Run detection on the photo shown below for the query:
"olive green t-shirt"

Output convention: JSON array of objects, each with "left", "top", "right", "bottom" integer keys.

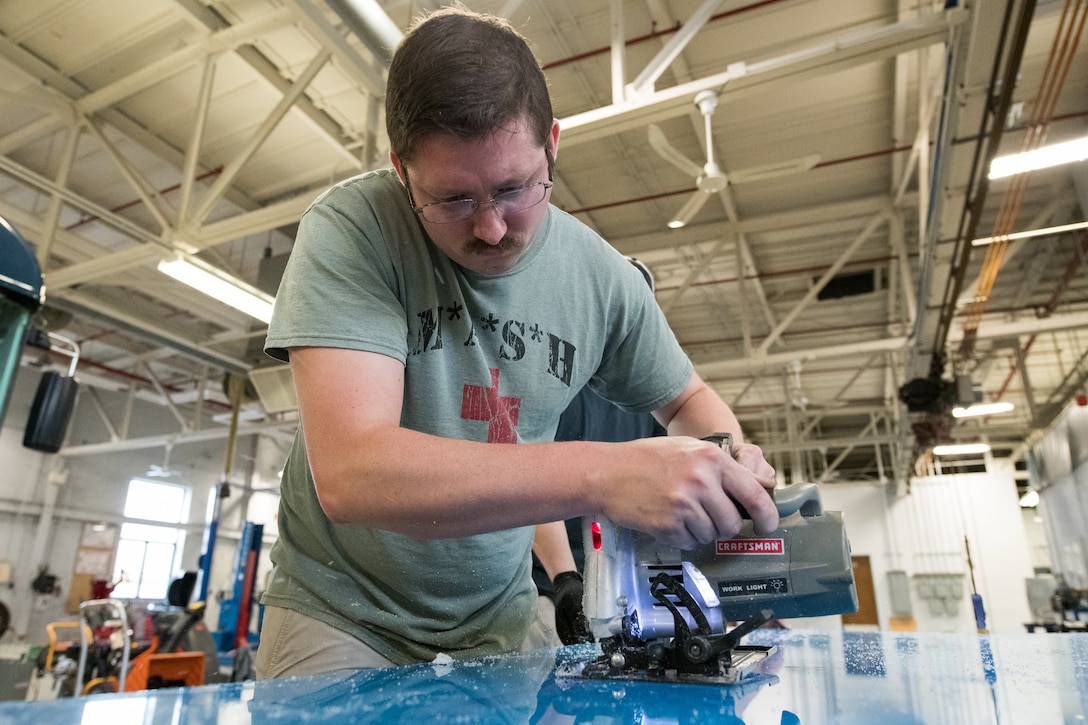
[{"left": 263, "top": 169, "right": 693, "bottom": 664}]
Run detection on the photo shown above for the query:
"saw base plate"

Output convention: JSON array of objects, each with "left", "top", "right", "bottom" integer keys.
[{"left": 581, "top": 644, "right": 776, "bottom": 685}]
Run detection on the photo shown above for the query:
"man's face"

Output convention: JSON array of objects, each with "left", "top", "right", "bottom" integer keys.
[{"left": 392, "top": 119, "right": 559, "bottom": 275}]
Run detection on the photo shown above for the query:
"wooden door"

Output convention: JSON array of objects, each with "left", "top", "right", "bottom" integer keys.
[{"left": 842, "top": 555, "right": 879, "bottom": 626}]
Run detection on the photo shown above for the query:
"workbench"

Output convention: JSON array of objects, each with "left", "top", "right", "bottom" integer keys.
[{"left": 1, "top": 629, "right": 1085, "bottom": 723}]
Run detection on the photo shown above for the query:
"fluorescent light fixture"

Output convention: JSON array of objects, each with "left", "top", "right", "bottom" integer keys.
[
  {"left": 1019, "top": 489, "right": 1040, "bottom": 508},
  {"left": 972, "top": 220, "right": 1088, "bottom": 246},
  {"left": 157, "top": 253, "right": 275, "bottom": 324},
  {"left": 952, "top": 402, "right": 1015, "bottom": 418},
  {"left": 933, "top": 443, "right": 991, "bottom": 456},
  {"left": 988, "top": 135, "right": 1088, "bottom": 179}
]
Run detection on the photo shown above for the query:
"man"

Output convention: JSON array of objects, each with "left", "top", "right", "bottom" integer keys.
[{"left": 258, "top": 6, "right": 776, "bottom": 678}]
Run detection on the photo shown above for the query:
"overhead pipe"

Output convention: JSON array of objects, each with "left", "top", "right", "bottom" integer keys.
[
  {"left": 932, "top": 0, "right": 1037, "bottom": 364},
  {"left": 958, "top": 0, "right": 1088, "bottom": 359},
  {"left": 324, "top": 0, "right": 403, "bottom": 63}
]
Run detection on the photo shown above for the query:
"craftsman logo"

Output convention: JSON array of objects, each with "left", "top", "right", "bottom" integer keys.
[
  {"left": 717, "top": 577, "right": 789, "bottom": 598},
  {"left": 716, "top": 538, "right": 784, "bottom": 555}
]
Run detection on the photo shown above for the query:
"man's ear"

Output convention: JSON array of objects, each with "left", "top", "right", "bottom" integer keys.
[
  {"left": 389, "top": 151, "right": 406, "bottom": 184},
  {"left": 548, "top": 119, "right": 560, "bottom": 163}
]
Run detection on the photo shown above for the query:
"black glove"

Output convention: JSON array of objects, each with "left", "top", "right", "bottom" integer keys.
[{"left": 552, "top": 571, "right": 594, "bottom": 645}]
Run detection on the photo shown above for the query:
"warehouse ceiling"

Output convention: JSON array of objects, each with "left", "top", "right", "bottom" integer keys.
[{"left": 1, "top": 0, "right": 1087, "bottom": 489}]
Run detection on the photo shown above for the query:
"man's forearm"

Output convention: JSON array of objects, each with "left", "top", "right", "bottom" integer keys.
[
  {"left": 313, "top": 425, "right": 778, "bottom": 546},
  {"left": 310, "top": 424, "right": 606, "bottom": 538}
]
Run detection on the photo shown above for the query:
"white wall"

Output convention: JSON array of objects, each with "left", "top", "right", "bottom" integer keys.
[
  {"left": 791, "top": 465, "right": 1036, "bottom": 635},
  {"left": 1021, "top": 507, "right": 1052, "bottom": 573}
]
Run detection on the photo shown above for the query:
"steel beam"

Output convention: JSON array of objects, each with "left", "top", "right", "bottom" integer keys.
[{"left": 559, "top": 8, "right": 968, "bottom": 146}]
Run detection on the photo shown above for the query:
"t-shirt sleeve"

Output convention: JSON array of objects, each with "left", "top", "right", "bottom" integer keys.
[
  {"left": 588, "top": 255, "right": 693, "bottom": 414},
  {"left": 265, "top": 178, "right": 411, "bottom": 364}
]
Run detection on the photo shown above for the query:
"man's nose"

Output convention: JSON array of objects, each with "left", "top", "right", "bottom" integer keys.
[{"left": 471, "top": 202, "right": 507, "bottom": 244}]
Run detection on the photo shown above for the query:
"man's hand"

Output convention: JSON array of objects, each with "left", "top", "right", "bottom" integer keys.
[
  {"left": 552, "top": 571, "right": 593, "bottom": 645},
  {"left": 594, "top": 436, "right": 779, "bottom": 550},
  {"left": 733, "top": 441, "right": 776, "bottom": 492}
]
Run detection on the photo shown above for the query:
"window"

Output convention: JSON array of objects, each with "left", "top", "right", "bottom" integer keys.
[{"left": 111, "top": 479, "right": 190, "bottom": 599}]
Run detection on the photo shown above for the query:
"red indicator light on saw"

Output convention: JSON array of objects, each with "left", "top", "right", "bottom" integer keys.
[{"left": 591, "top": 521, "right": 602, "bottom": 551}]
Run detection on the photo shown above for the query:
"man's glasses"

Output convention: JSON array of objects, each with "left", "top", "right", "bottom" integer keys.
[
  {"left": 404, "top": 151, "right": 554, "bottom": 224},
  {"left": 408, "top": 181, "right": 553, "bottom": 224}
]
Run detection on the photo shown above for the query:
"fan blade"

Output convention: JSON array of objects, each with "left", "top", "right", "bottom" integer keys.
[
  {"left": 648, "top": 124, "right": 704, "bottom": 179},
  {"left": 728, "top": 153, "right": 821, "bottom": 184},
  {"left": 668, "top": 189, "right": 713, "bottom": 229}
]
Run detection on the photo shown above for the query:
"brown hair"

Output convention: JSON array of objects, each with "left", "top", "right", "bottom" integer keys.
[{"left": 385, "top": 5, "right": 553, "bottom": 162}]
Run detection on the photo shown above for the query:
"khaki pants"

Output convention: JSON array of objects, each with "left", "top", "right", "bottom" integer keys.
[
  {"left": 255, "top": 602, "right": 561, "bottom": 679},
  {"left": 255, "top": 606, "right": 395, "bottom": 679}
]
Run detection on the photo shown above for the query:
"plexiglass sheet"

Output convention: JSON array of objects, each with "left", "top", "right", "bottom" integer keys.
[{"left": 2, "top": 630, "right": 1086, "bottom": 724}]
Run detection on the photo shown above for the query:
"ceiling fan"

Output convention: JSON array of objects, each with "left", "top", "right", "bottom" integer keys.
[
  {"left": 649, "top": 89, "right": 821, "bottom": 228},
  {"left": 145, "top": 441, "right": 181, "bottom": 478}
]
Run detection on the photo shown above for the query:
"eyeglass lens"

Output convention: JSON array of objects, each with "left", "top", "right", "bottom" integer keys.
[{"left": 419, "top": 183, "right": 551, "bottom": 224}]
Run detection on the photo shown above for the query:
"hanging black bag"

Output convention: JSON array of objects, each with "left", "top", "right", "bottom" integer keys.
[{"left": 24, "top": 369, "right": 79, "bottom": 453}]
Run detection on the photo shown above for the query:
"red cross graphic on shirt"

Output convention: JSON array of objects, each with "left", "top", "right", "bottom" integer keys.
[{"left": 461, "top": 368, "right": 520, "bottom": 443}]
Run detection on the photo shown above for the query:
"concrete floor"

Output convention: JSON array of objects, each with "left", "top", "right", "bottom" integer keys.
[{"left": 0, "top": 643, "right": 35, "bottom": 702}]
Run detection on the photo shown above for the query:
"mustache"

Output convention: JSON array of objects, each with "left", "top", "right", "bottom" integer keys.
[{"left": 464, "top": 235, "right": 523, "bottom": 254}]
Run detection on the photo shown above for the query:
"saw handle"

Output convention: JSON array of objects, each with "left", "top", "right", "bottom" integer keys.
[
  {"left": 772, "top": 481, "right": 823, "bottom": 518},
  {"left": 703, "top": 433, "right": 823, "bottom": 519}
]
